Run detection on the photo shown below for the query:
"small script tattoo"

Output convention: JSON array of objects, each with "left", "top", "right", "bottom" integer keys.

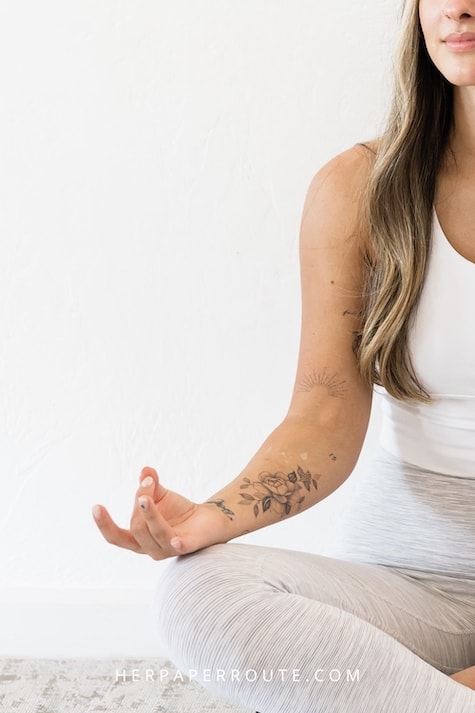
[
  {"left": 206, "top": 499, "right": 235, "bottom": 521},
  {"left": 297, "top": 367, "right": 348, "bottom": 399},
  {"left": 239, "top": 466, "right": 321, "bottom": 519}
]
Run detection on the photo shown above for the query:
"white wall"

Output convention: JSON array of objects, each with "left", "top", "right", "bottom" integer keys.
[{"left": 0, "top": 0, "right": 398, "bottom": 657}]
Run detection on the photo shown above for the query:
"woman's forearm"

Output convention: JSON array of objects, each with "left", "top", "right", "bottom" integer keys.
[{"left": 201, "top": 409, "right": 369, "bottom": 542}]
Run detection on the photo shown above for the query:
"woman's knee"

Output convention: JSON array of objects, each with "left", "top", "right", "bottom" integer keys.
[{"left": 152, "top": 543, "right": 266, "bottom": 666}]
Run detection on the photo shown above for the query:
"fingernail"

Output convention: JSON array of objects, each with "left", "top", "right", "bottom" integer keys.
[
  {"left": 170, "top": 538, "right": 182, "bottom": 550},
  {"left": 138, "top": 496, "right": 148, "bottom": 511},
  {"left": 141, "top": 476, "right": 154, "bottom": 488},
  {"left": 92, "top": 505, "right": 102, "bottom": 520}
]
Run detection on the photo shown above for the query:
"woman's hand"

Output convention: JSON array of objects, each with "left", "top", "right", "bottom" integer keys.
[{"left": 92, "top": 466, "right": 231, "bottom": 560}]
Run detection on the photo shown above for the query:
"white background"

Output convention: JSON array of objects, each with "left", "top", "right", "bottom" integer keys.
[{"left": 0, "top": 0, "right": 398, "bottom": 656}]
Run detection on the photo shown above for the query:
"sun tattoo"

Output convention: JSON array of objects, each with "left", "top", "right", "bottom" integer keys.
[
  {"left": 297, "top": 367, "right": 348, "bottom": 399},
  {"left": 238, "top": 466, "right": 321, "bottom": 519}
]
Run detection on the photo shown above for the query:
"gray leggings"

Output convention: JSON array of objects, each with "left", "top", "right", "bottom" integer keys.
[{"left": 153, "top": 542, "right": 475, "bottom": 712}]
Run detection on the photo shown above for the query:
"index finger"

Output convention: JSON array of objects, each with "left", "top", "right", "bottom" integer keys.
[{"left": 92, "top": 504, "right": 143, "bottom": 554}]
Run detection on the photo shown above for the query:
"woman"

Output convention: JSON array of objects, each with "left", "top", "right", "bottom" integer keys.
[{"left": 92, "top": 0, "right": 475, "bottom": 710}]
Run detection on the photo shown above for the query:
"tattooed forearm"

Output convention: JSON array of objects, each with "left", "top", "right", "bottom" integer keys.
[
  {"left": 206, "top": 499, "right": 235, "bottom": 521},
  {"left": 297, "top": 367, "right": 348, "bottom": 398},
  {"left": 238, "top": 466, "right": 321, "bottom": 519}
]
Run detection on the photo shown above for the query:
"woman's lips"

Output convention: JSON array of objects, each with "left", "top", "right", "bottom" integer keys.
[{"left": 444, "top": 32, "right": 475, "bottom": 51}]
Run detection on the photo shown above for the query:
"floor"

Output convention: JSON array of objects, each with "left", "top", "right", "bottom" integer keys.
[{"left": 0, "top": 657, "right": 255, "bottom": 713}]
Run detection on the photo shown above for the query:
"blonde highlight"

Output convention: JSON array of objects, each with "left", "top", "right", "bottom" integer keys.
[{"left": 356, "top": 0, "right": 454, "bottom": 403}]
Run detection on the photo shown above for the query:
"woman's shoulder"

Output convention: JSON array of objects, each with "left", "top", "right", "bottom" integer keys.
[
  {"left": 354, "top": 138, "right": 380, "bottom": 156},
  {"left": 302, "top": 140, "right": 380, "bottom": 241},
  {"left": 318, "top": 139, "right": 379, "bottom": 180}
]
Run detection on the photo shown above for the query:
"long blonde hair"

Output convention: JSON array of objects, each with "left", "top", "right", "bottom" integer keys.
[{"left": 356, "top": 0, "right": 454, "bottom": 402}]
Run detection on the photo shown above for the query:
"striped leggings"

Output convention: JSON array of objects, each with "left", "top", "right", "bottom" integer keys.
[{"left": 153, "top": 542, "right": 475, "bottom": 712}]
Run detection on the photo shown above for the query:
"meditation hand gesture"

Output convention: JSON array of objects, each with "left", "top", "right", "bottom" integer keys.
[{"left": 92, "top": 467, "right": 232, "bottom": 560}]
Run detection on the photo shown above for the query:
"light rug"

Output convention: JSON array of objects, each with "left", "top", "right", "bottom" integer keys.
[{"left": 0, "top": 658, "right": 255, "bottom": 713}]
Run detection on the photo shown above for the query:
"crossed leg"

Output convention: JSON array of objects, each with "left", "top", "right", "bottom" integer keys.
[{"left": 153, "top": 543, "right": 475, "bottom": 713}]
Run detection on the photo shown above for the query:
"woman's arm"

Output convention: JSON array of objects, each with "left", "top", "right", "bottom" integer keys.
[
  {"left": 201, "top": 144, "right": 374, "bottom": 539},
  {"left": 93, "top": 144, "right": 375, "bottom": 557}
]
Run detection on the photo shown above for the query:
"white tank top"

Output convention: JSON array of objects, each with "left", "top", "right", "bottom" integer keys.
[{"left": 378, "top": 209, "right": 475, "bottom": 478}]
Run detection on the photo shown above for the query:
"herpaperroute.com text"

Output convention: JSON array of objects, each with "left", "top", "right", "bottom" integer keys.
[{"left": 115, "top": 667, "right": 361, "bottom": 684}]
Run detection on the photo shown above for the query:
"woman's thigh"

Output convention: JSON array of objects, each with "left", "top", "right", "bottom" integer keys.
[{"left": 153, "top": 541, "right": 475, "bottom": 675}]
